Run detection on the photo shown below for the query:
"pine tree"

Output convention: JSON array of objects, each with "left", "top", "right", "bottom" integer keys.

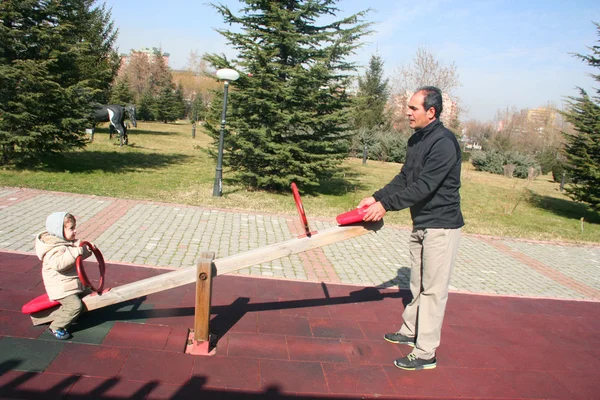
[
  {"left": 138, "top": 89, "right": 156, "bottom": 121},
  {"left": 191, "top": 94, "right": 208, "bottom": 122},
  {"left": 110, "top": 77, "right": 134, "bottom": 105},
  {"left": 354, "top": 53, "right": 389, "bottom": 130},
  {"left": 204, "top": 0, "right": 372, "bottom": 191},
  {"left": 174, "top": 83, "right": 186, "bottom": 119},
  {"left": 0, "top": 0, "right": 119, "bottom": 164},
  {"left": 149, "top": 51, "right": 173, "bottom": 95},
  {"left": 69, "top": 1, "right": 120, "bottom": 104},
  {"left": 154, "top": 85, "right": 182, "bottom": 123},
  {"left": 352, "top": 53, "right": 390, "bottom": 164},
  {"left": 562, "top": 22, "right": 600, "bottom": 211}
]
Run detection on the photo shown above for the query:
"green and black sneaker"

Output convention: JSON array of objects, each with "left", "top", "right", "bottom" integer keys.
[
  {"left": 383, "top": 332, "right": 415, "bottom": 347},
  {"left": 394, "top": 354, "right": 437, "bottom": 370}
]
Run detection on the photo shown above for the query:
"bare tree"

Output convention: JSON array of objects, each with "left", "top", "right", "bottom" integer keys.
[
  {"left": 389, "top": 48, "right": 462, "bottom": 133},
  {"left": 185, "top": 50, "right": 204, "bottom": 75},
  {"left": 122, "top": 51, "right": 152, "bottom": 101},
  {"left": 392, "top": 47, "right": 461, "bottom": 96},
  {"left": 491, "top": 104, "right": 567, "bottom": 154},
  {"left": 148, "top": 51, "right": 173, "bottom": 94},
  {"left": 492, "top": 106, "right": 530, "bottom": 151},
  {"left": 532, "top": 102, "right": 566, "bottom": 150},
  {"left": 116, "top": 49, "right": 173, "bottom": 102},
  {"left": 172, "top": 50, "right": 222, "bottom": 120},
  {"left": 462, "top": 119, "right": 495, "bottom": 149}
]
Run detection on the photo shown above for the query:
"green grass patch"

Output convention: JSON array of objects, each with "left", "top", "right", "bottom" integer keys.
[{"left": 1, "top": 121, "right": 599, "bottom": 243}]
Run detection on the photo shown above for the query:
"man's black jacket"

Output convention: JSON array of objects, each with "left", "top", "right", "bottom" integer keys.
[{"left": 373, "top": 119, "right": 464, "bottom": 229}]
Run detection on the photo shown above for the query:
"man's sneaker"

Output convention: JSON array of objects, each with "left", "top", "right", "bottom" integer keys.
[
  {"left": 383, "top": 332, "right": 415, "bottom": 347},
  {"left": 394, "top": 353, "right": 436, "bottom": 370},
  {"left": 49, "top": 328, "right": 71, "bottom": 340}
]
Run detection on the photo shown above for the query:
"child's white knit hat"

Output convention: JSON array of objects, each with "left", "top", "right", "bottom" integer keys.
[{"left": 46, "top": 212, "right": 67, "bottom": 240}]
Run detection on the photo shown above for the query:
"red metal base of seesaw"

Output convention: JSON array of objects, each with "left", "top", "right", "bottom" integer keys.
[{"left": 185, "top": 331, "right": 217, "bottom": 356}]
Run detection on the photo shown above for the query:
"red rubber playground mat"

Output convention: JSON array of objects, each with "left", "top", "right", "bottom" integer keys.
[{"left": 1, "top": 250, "right": 599, "bottom": 399}]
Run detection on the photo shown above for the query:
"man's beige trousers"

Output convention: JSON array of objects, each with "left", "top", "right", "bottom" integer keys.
[{"left": 399, "top": 228, "right": 461, "bottom": 359}]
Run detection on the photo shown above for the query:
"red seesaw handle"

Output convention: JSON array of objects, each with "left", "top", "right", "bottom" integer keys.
[
  {"left": 291, "top": 182, "right": 310, "bottom": 237},
  {"left": 76, "top": 241, "right": 105, "bottom": 293}
]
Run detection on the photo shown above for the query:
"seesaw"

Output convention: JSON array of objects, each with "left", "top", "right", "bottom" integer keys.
[{"left": 23, "top": 183, "right": 381, "bottom": 354}]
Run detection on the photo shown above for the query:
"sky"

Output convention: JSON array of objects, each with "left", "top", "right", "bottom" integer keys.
[{"left": 102, "top": 0, "right": 599, "bottom": 122}]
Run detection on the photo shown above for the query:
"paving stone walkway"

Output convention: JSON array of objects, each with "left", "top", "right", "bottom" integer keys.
[
  {"left": 1, "top": 187, "right": 599, "bottom": 300},
  {"left": 2, "top": 186, "right": 600, "bottom": 399}
]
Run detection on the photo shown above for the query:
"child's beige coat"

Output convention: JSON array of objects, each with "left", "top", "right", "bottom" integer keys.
[{"left": 35, "top": 232, "right": 91, "bottom": 301}]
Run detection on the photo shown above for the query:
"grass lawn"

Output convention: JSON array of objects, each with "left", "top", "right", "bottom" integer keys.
[{"left": 1, "top": 121, "right": 599, "bottom": 244}]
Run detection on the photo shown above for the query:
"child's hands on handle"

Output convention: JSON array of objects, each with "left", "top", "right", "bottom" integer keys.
[
  {"left": 80, "top": 242, "right": 96, "bottom": 259},
  {"left": 76, "top": 240, "right": 105, "bottom": 293}
]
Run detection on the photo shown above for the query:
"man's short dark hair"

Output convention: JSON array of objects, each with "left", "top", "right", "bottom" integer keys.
[{"left": 417, "top": 86, "right": 443, "bottom": 118}]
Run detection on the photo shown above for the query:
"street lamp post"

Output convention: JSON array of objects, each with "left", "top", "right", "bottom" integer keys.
[{"left": 212, "top": 68, "right": 240, "bottom": 197}]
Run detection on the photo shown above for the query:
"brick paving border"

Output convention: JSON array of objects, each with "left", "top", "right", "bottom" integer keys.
[
  {"left": 77, "top": 199, "right": 136, "bottom": 242},
  {"left": 480, "top": 237, "right": 600, "bottom": 300},
  {"left": 0, "top": 190, "right": 40, "bottom": 208}
]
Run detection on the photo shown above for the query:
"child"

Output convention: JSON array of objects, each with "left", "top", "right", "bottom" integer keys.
[{"left": 35, "top": 212, "right": 93, "bottom": 340}]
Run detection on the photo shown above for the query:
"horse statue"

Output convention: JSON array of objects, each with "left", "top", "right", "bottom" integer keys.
[
  {"left": 92, "top": 104, "right": 136, "bottom": 146},
  {"left": 124, "top": 104, "right": 137, "bottom": 130}
]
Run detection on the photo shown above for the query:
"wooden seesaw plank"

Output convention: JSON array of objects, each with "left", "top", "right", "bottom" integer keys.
[{"left": 81, "top": 221, "right": 383, "bottom": 312}]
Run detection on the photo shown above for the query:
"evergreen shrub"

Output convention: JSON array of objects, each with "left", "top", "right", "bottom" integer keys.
[{"left": 471, "top": 149, "right": 540, "bottom": 179}]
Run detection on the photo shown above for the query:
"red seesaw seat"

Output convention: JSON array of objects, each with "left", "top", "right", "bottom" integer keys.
[{"left": 21, "top": 294, "right": 60, "bottom": 314}]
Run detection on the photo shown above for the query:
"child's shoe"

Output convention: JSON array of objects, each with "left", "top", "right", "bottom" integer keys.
[{"left": 49, "top": 327, "right": 72, "bottom": 340}]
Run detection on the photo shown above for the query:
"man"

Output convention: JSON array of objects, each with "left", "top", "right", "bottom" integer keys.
[{"left": 358, "top": 86, "right": 463, "bottom": 370}]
